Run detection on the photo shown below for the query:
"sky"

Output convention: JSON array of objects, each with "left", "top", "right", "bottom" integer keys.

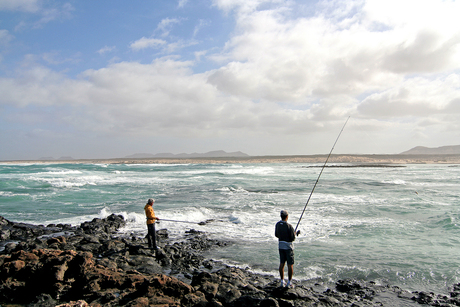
[{"left": 0, "top": 0, "right": 459, "bottom": 160}]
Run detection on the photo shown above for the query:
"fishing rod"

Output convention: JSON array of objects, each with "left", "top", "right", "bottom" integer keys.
[
  {"left": 157, "top": 218, "right": 210, "bottom": 225},
  {"left": 295, "top": 116, "right": 350, "bottom": 233}
]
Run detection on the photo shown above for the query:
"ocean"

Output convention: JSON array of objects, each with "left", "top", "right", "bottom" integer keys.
[{"left": 0, "top": 162, "right": 459, "bottom": 294}]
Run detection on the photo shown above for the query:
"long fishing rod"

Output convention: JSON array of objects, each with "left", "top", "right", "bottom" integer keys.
[
  {"left": 157, "top": 218, "right": 209, "bottom": 225},
  {"left": 295, "top": 116, "right": 350, "bottom": 232}
]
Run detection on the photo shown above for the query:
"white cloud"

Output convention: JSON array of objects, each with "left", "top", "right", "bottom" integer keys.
[
  {"left": 164, "top": 39, "right": 199, "bottom": 53},
  {"left": 363, "top": 0, "right": 460, "bottom": 36},
  {"left": 97, "top": 46, "right": 116, "bottom": 55},
  {"left": 204, "top": 0, "right": 460, "bottom": 153},
  {"left": 130, "top": 36, "right": 197, "bottom": 54},
  {"left": 193, "top": 19, "right": 210, "bottom": 37},
  {"left": 358, "top": 75, "right": 460, "bottom": 118},
  {"left": 381, "top": 30, "right": 460, "bottom": 74},
  {"left": 207, "top": 0, "right": 460, "bottom": 107},
  {"left": 33, "top": 3, "right": 74, "bottom": 27},
  {"left": 194, "top": 50, "right": 207, "bottom": 61},
  {"left": 2, "top": 0, "right": 460, "bottom": 158},
  {"left": 0, "top": 58, "right": 319, "bottom": 140},
  {"left": 130, "top": 37, "right": 167, "bottom": 51},
  {"left": 0, "top": 64, "right": 89, "bottom": 108},
  {"left": 156, "top": 18, "right": 182, "bottom": 37}
]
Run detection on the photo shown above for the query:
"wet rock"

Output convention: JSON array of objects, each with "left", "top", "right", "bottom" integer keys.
[
  {"left": 0, "top": 216, "right": 76, "bottom": 243},
  {"left": 0, "top": 228, "right": 10, "bottom": 240},
  {"left": 191, "top": 271, "right": 220, "bottom": 300},
  {"left": 3, "top": 242, "right": 17, "bottom": 253},
  {"left": 336, "top": 279, "right": 376, "bottom": 300},
  {"left": 28, "top": 293, "right": 59, "bottom": 307},
  {"left": 79, "top": 214, "right": 126, "bottom": 235},
  {"left": 260, "top": 297, "right": 279, "bottom": 307},
  {"left": 217, "top": 285, "right": 241, "bottom": 305},
  {"left": 412, "top": 291, "right": 436, "bottom": 305},
  {"left": 181, "top": 291, "right": 208, "bottom": 307},
  {"left": 0, "top": 247, "right": 197, "bottom": 306},
  {"left": 56, "top": 300, "right": 89, "bottom": 307},
  {"left": 2, "top": 214, "right": 460, "bottom": 306}
]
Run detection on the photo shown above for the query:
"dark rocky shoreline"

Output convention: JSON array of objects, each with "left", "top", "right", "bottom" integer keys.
[{"left": 1, "top": 215, "right": 459, "bottom": 306}]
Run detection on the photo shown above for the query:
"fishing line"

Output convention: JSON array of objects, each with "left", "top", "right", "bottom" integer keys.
[
  {"left": 157, "top": 218, "right": 213, "bottom": 225},
  {"left": 295, "top": 116, "right": 350, "bottom": 233}
]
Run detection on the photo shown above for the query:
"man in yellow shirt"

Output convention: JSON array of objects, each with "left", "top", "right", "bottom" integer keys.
[{"left": 144, "top": 198, "right": 160, "bottom": 250}]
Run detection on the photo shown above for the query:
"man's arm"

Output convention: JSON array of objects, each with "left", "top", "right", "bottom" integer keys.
[{"left": 289, "top": 224, "right": 296, "bottom": 242}]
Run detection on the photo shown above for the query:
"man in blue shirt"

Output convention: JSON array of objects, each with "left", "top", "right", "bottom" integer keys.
[{"left": 275, "top": 210, "right": 299, "bottom": 287}]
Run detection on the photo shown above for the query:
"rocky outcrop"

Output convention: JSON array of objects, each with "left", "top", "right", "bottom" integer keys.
[
  {"left": 0, "top": 248, "right": 193, "bottom": 306},
  {"left": 0, "top": 215, "right": 76, "bottom": 241},
  {"left": 2, "top": 215, "right": 460, "bottom": 306}
]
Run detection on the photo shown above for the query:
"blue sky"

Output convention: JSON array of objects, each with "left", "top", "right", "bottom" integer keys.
[{"left": 1, "top": 0, "right": 460, "bottom": 160}]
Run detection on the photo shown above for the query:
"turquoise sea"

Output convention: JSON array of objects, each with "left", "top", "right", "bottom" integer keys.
[{"left": 0, "top": 162, "right": 459, "bottom": 294}]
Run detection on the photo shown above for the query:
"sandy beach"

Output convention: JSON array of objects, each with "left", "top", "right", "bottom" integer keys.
[{"left": 3, "top": 154, "right": 460, "bottom": 165}]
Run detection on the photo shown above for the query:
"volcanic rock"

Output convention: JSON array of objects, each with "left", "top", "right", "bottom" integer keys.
[{"left": 2, "top": 215, "right": 460, "bottom": 306}]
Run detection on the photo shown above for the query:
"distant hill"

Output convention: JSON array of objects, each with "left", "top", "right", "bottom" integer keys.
[
  {"left": 125, "top": 150, "right": 249, "bottom": 159},
  {"left": 124, "top": 153, "right": 157, "bottom": 159},
  {"left": 400, "top": 145, "right": 460, "bottom": 155},
  {"left": 38, "top": 156, "right": 75, "bottom": 160},
  {"left": 58, "top": 156, "right": 75, "bottom": 160}
]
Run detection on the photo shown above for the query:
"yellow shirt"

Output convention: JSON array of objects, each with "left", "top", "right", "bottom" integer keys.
[{"left": 144, "top": 204, "right": 156, "bottom": 225}]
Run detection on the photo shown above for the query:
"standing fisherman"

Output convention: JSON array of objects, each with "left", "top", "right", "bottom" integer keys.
[
  {"left": 275, "top": 210, "right": 300, "bottom": 288},
  {"left": 144, "top": 198, "right": 160, "bottom": 251},
  {"left": 276, "top": 118, "right": 348, "bottom": 288}
]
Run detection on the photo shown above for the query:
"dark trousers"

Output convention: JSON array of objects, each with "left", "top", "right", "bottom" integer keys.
[{"left": 147, "top": 223, "right": 157, "bottom": 249}]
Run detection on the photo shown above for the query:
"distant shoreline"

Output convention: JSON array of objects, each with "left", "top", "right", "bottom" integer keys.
[{"left": 2, "top": 154, "right": 460, "bottom": 164}]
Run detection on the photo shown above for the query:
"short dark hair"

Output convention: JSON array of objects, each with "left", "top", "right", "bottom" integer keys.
[{"left": 280, "top": 210, "right": 288, "bottom": 218}]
